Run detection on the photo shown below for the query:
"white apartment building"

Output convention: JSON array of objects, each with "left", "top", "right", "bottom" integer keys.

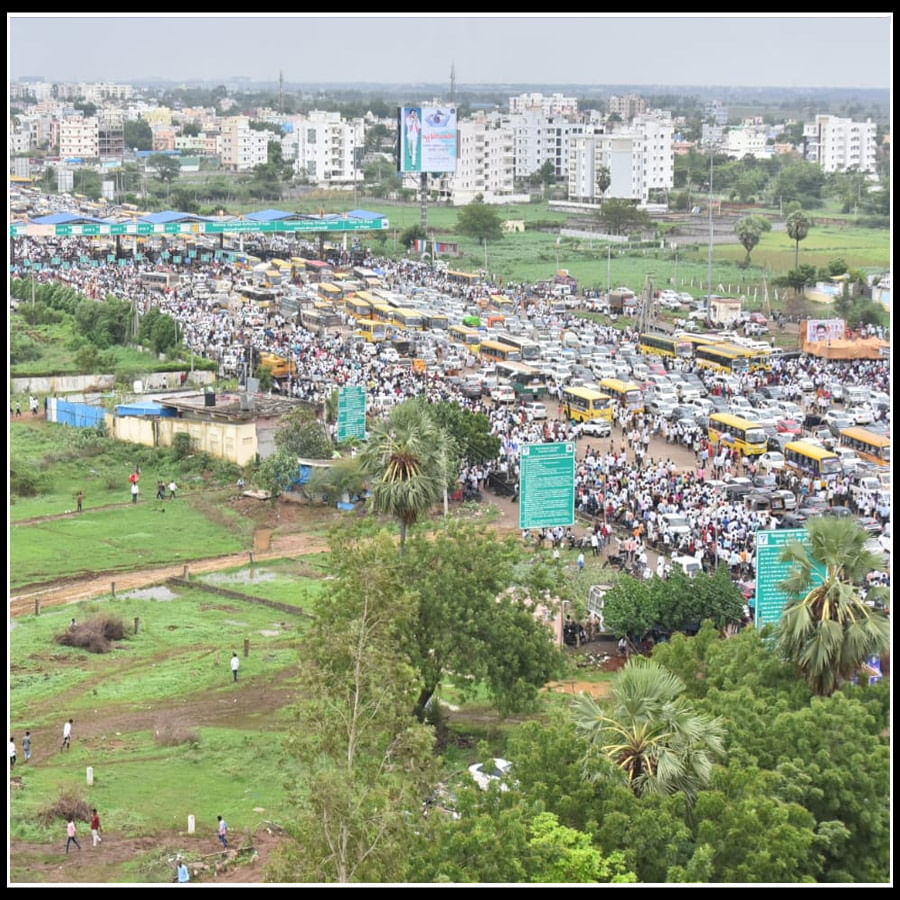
[
  {"left": 447, "top": 114, "right": 516, "bottom": 205},
  {"left": 722, "top": 125, "right": 771, "bottom": 160},
  {"left": 79, "top": 82, "right": 135, "bottom": 103},
  {"left": 812, "top": 115, "right": 878, "bottom": 173},
  {"left": 567, "top": 115, "right": 674, "bottom": 204},
  {"left": 509, "top": 112, "right": 592, "bottom": 183},
  {"left": 58, "top": 115, "right": 99, "bottom": 159},
  {"left": 217, "top": 116, "right": 270, "bottom": 171},
  {"left": 280, "top": 111, "right": 365, "bottom": 186},
  {"left": 11, "top": 113, "right": 54, "bottom": 151},
  {"left": 509, "top": 92, "right": 579, "bottom": 117}
]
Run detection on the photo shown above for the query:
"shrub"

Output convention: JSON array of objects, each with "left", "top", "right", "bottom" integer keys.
[
  {"left": 37, "top": 789, "right": 92, "bottom": 828},
  {"left": 55, "top": 615, "right": 127, "bottom": 653},
  {"left": 154, "top": 715, "right": 201, "bottom": 748},
  {"left": 10, "top": 461, "right": 47, "bottom": 497},
  {"left": 172, "top": 432, "right": 192, "bottom": 460}
]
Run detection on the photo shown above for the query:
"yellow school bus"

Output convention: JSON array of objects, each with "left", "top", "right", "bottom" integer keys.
[
  {"left": 562, "top": 387, "right": 614, "bottom": 423},
  {"left": 599, "top": 378, "right": 644, "bottom": 414},
  {"left": 839, "top": 427, "right": 890, "bottom": 467},
  {"left": 708, "top": 413, "right": 768, "bottom": 457}
]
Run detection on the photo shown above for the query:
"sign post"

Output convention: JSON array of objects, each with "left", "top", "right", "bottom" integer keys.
[
  {"left": 337, "top": 386, "right": 366, "bottom": 443},
  {"left": 754, "top": 529, "right": 825, "bottom": 630},
  {"left": 519, "top": 442, "right": 576, "bottom": 531}
]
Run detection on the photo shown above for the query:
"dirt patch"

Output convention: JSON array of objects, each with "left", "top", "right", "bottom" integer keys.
[{"left": 545, "top": 680, "right": 613, "bottom": 699}]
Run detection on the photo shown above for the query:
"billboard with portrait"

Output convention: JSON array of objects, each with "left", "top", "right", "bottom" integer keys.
[
  {"left": 805, "top": 318, "right": 845, "bottom": 343},
  {"left": 398, "top": 105, "right": 458, "bottom": 174}
]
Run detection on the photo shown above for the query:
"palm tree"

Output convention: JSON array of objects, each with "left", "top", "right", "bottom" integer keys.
[
  {"left": 776, "top": 516, "right": 889, "bottom": 697},
  {"left": 357, "top": 403, "right": 446, "bottom": 550},
  {"left": 785, "top": 210, "right": 811, "bottom": 269},
  {"left": 573, "top": 659, "right": 725, "bottom": 804}
]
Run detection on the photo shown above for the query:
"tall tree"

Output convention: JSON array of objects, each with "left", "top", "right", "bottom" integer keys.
[
  {"left": 785, "top": 209, "right": 811, "bottom": 269},
  {"left": 148, "top": 153, "right": 181, "bottom": 185},
  {"left": 595, "top": 199, "right": 652, "bottom": 236},
  {"left": 456, "top": 195, "right": 504, "bottom": 243},
  {"left": 776, "top": 517, "right": 889, "bottom": 697},
  {"left": 574, "top": 659, "right": 725, "bottom": 805},
  {"left": 594, "top": 164, "right": 611, "bottom": 205},
  {"left": 357, "top": 402, "right": 445, "bottom": 548},
  {"left": 274, "top": 407, "right": 333, "bottom": 459},
  {"left": 734, "top": 214, "right": 771, "bottom": 266}
]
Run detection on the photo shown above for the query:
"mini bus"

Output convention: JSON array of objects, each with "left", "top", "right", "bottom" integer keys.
[
  {"left": 693, "top": 342, "right": 752, "bottom": 375},
  {"left": 562, "top": 386, "right": 614, "bottom": 423},
  {"left": 479, "top": 340, "right": 522, "bottom": 364},
  {"left": 494, "top": 361, "right": 549, "bottom": 399},
  {"left": 839, "top": 427, "right": 890, "bottom": 468},
  {"left": 495, "top": 333, "right": 541, "bottom": 361},
  {"left": 599, "top": 378, "right": 644, "bottom": 414},
  {"left": 784, "top": 440, "right": 842, "bottom": 480},
  {"left": 708, "top": 413, "right": 768, "bottom": 457},
  {"left": 638, "top": 333, "right": 693, "bottom": 360},
  {"left": 354, "top": 318, "right": 388, "bottom": 343},
  {"left": 449, "top": 324, "right": 482, "bottom": 355}
]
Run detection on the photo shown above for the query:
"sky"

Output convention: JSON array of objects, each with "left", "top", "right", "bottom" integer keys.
[{"left": 7, "top": 13, "right": 892, "bottom": 90}]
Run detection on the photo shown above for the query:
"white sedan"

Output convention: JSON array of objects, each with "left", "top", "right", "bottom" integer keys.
[
  {"left": 580, "top": 418, "right": 612, "bottom": 438},
  {"left": 758, "top": 451, "right": 785, "bottom": 472}
]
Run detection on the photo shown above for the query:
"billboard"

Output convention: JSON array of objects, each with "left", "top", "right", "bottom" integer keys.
[
  {"left": 399, "top": 105, "right": 458, "bottom": 174},
  {"left": 805, "top": 318, "right": 845, "bottom": 344}
]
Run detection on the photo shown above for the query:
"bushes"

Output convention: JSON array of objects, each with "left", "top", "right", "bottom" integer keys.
[
  {"left": 37, "top": 789, "right": 92, "bottom": 828},
  {"left": 10, "top": 460, "right": 48, "bottom": 497},
  {"left": 172, "top": 433, "right": 192, "bottom": 460},
  {"left": 55, "top": 616, "right": 127, "bottom": 653},
  {"left": 154, "top": 714, "right": 201, "bottom": 748}
]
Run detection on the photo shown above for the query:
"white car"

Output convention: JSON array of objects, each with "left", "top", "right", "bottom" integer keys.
[
  {"left": 849, "top": 405, "right": 874, "bottom": 425},
  {"left": 490, "top": 385, "right": 516, "bottom": 404},
  {"left": 522, "top": 401, "right": 548, "bottom": 420},
  {"left": 758, "top": 451, "right": 785, "bottom": 472},
  {"left": 580, "top": 418, "right": 612, "bottom": 438},
  {"left": 468, "top": 758, "right": 514, "bottom": 792}
]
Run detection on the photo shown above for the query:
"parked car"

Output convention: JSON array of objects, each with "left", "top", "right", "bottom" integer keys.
[
  {"left": 580, "top": 418, "right": 612, "bottom": 438},
  {"left": 522, "top": 401, "right": 548, "bottom": 420},
  {"left": 490, "top": 384, "right": 516, "bottom": 404},
  {"left": 468, "top": 758, "right": 514, "bottom": 792},
  {"left": 758, "top": 451, "right": 785, "bottom": 472},
  {"left": 777, "top": 418, "right": 802, "bottom": 436},
  {"left": 848, "top": 404, "right": 874, "bottom": 425}
]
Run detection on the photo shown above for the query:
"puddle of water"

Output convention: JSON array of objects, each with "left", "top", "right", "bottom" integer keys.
[
  {"left": 120, "top": 586, "right": 178, "bottom": 602},
  {"left": 202, "top": 569, "right": 278, "bottom": 586}
]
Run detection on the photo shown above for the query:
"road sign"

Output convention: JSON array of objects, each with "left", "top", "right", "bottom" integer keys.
[
  {"left": 337, "top": 386, "right": 367, "bottom": 442},
  {"left": 519, "top": 441, "right": 576, "bottom": 531},
  {"left": 755, "top": 529, "right": 825, "bottom": 630}
]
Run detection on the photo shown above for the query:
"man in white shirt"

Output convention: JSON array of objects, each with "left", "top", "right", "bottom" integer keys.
[{"left": 231, "top": 653, "right": 240, "bottom": 683}]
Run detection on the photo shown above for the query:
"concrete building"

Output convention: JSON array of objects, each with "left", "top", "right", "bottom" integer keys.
[
  {"left": 58, "top": 115, "right": 99, "bottom": 159},
  {"left": 98, "top": 110, "right": 125, "bottom": 159},
  {"left": 722, "top": 125, "right": 771, "bottom": 160},
  {"left": 217, "top": 116, "right": 270, "bottom": 171},
  {"left": 280, "top": 111, "right": 365, "bottom": 186},
  {"left": 509, "top": 92, "right": 579, "bottom": 117},
  {"left": 446, "top": 113, "right": 518, "bottom": 205},
  {"left": 608, "top": 93, "right": 647, "bottom": 121},
  {"left": 811, "top": 114, "right": 878, "bottom": 173}
]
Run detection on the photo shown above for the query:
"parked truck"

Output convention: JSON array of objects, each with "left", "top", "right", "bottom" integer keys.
[
  {"left": 608, "top": 288, "right": 637, "bottom": 315},
  {"left": 259, "top": 352, "right": 297, "bottom": 379}
]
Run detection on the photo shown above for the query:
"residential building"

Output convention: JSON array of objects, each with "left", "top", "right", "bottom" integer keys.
[
  {"left": 280, "top": 110, "right": 365, "bottom": 186},
  {"left": 447, "top": 113, "right": 516, "bottom": 205},
  {"left": 509, "top": 92, "right": 579, "bottom": 117},
  {"left": 812, "top": 114, "right": 878, "bottom": 173},
  {"left": 58, "top": 114, "right": 99, "bottom": 159},
  {"left": 704, "top": 99, "right": 728, "bottom": 126},
  {"left": 608, "top": 93, "right": 647, "bottom": 121},
  {"left": 722, "top": 124, "right": 771, "bottom": 160},
  {"left": 218, "top": 116, "right": 270, "bottom": 171},
  {"left": 98, "top": 110, "right": 125, "bottom": 159}
]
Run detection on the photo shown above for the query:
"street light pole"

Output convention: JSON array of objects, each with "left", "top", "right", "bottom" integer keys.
[{"left": 706, "top": 151, "right": 714, "bottom": 311}]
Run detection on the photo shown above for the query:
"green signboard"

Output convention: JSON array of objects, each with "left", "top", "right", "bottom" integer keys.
[
  {"left": 82, "top": 225, "right": 100, "bottom": 235},
  {"left": 110, "top": 224, "right": 127, "bottom": 235},
  {"left": 519, "top": 442, "right": 576, "bottom": 530},
  {"left": 754, "top": 529, "right": 825, "bottom": 630},
  {"left": 337, "top": 385, "right": 367, "bottom": 442}
]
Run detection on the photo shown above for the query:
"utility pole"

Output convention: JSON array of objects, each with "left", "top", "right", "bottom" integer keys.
[{"left": 706, "top": 151, "right": 714, "bottom": 311}]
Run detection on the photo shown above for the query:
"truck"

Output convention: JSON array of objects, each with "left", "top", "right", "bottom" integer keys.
[
  {"left": 259, "top": 352, "right": 297, "bottom": 379},
  {"left": 608, "top": 289, "right": 637, "bottom": 315},
  {"left": 850, "top": 473, "right": 889, "bottom": 509}
]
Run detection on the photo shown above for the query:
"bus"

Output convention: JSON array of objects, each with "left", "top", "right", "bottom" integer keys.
[
  {"left": 345, "top": 295, "right": 373, "bottom": 321},
  {"left": 369, "top": 303, "right": 395, "bottom": 325},
  {"left": 495, "top": 361, "right": 549, "bottom": 399},
  {"left": 449, "top": 324, "right": 482, "bottom": 355},
  {"left": 708, "top": 413, "right": 768, "bottom": 458},
  {"left": 693, "top": 342, "right": 752, "bottom": 375},
  {"left": 784, "top": 440, "right": 842, "bottom": 480},
  {"left": 313, "top": 303, "right": 343, "bottom": 327},
  {"left": 495, "top": 333, "right": 541, "bottom": 361},
  {"left": 712, "top": 341, "right": 771, "bottom": 373},
  {"left": 839, "top": 427, "right": 891, "bottom": 467},
  {"left": 354, "top": 318, "right": 388, "bottom": 343},
  {"left": 675, "top": 332, "right": 718, "bottom": 353},
  {"left": 599, "top": 378, "right": 644, "bottom": 414},
  {"left": 479, "top": 340, "right": 522, "bottom": 364},
  {"left": 446, "top": 270, "right": 481, "bottom": 287},
  {"left": 562, "top": 386, "right": 614, "bottom": 423},
  {"left": 240, "top": 286, "right": 277, "bottom": 307},
  {"left": 422, "top": 312, "right": 449, "bottom": 331},
  {"left": 389, "top": 308, "right": 425, "bottom": 332},
  {"left": 317, "top": 282, "right": 345, "bottom": 303},
  {"left": 638, "top": 332, "right": 693, "bottom": 360},
  {"left": 141, "top": 271, "right": 181, "bottom": 290}
]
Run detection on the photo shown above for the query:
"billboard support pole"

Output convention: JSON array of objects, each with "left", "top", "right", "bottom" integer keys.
[{"left": 420, "top": 172, "right": 428, "bottom": 234}]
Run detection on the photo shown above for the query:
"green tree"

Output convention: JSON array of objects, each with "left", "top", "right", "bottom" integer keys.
[
  {"left": 398, "top": 223, "right": 426, "bottom": 251},
  {"left": 594, "top": 164, "right": 611, "bottom": 205},
  {"left": 123, "top": 118, "right": 153, "bottom": 151},
  {"left": 574, "top": 659, "right": 725, "bottom": 805},
  {"left": 399, "top": 522, "right": 563, "bottom": 719},
  {"left": 274, "top": 407, "right": 333, "bottom": 459},
  {"left": 357, "top": 404, "right": 445, "bottom": 548},
  {"left": 456, "top": 195, "right": 504, "bottom": 243},
  {"left": 420, "top": 400, "right": 500, "bottom": 465},
  {"left": 253, "top": 449, "right": 301, "bottom": 499},
  {"left": 148, "top": 154, "right": 181, "bottom": 185},
  {"left": 269, "top": 530, "right": 434, "bottom": 883},
  {"left": 776, "top": 517, "right": 890, "bottom": 697},
  {"left": 785, "top": 210, "right": 811, "bottom": 268},
  {"left": 595, "top": 199, "right": 652, "bottom": 236},
  {"left": 734, "top": 214, "right": 771, "bottom": 266}
]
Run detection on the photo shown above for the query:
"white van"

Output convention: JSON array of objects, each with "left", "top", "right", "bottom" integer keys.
[{"left": 671, "top": 556, "right": 703, "bottom": 578}]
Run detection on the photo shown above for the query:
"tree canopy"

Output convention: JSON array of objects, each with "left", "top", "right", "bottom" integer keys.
[{"left": 456, "top": 195, "right": 504, "bottom": 243}]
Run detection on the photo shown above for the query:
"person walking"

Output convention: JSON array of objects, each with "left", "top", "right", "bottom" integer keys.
[
  {"left": 176, "top": 857, "right": 190, "bottom": 883},
  {"left": 216, "top": 815, "right": 229, "bottom": 849},
  {"left": 577, "top": 551, "right": 585, "bottom": 572},
  {"left": 76, "top": 490, "right": 84, "bottom": 513},
  {"left": 23, "top": 730, "right": 32, "bottom": 763},
  {"left": 90, "top": 808, "right": 102, "bottom": 847},
  {"left": 156, "top": 481, "right": 167, "bottom": 500},
  {"left": 10, "top": 736, "right": 16, "bottom": 770},
  {"left": 231, "top": 652, "right": 240, "bottom": 683},
  {"left": 168, "top": 480, "right": 177, "bottom": 500},
  {"left": 65, "top": 818, "right": 82, "bottom": 854},
  {"left": 131, "top": 479, "right": 140, "bottom": 504},
  {"left": 62, "top": 718, "right": 73, "bottom": 750}
]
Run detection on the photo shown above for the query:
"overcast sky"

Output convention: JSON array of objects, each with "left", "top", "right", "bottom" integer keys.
[{"left": 8, "top": 14, "right": 893, "bottom": 90}]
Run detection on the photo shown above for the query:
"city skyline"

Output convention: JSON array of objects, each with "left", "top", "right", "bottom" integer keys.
[{"left": 8, "top": 14, "right": 893, "bottom": 91}]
